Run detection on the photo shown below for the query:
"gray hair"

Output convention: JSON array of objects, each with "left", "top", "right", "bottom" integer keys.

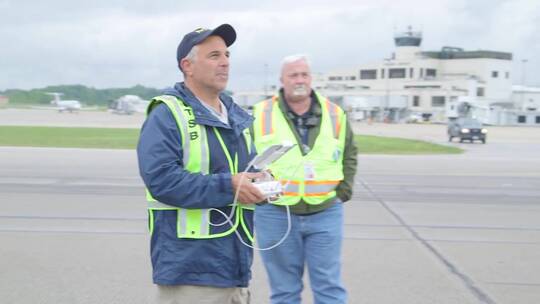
[
  {"left": 181, "top": 45, "right": 199, "bottom": 74},
  {"left": 280, "top": 54, "right": 311, "bottom": 74}
]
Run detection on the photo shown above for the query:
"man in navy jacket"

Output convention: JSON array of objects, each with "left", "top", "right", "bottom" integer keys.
[{"left": 137, "top": 24, "right": 264, "bottom": 304}]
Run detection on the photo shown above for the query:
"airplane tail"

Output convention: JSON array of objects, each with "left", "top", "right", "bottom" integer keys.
[{"left": 47, "top": 92, "right": 62, "bottom": 105}]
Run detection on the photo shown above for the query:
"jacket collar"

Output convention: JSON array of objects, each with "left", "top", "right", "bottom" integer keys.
[{"left": 162, "top": 82, "right": 253, "bottom": 133}]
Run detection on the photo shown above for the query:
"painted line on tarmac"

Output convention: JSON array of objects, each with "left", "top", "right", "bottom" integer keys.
[
  {"left": 2, "top": 227, "right": 537, "bottom": 247},
  {"left": 359, "top": 177, "right": 498, "bottom": 304},
  {"left": 352, "top": 195, "right": 540, "bottom": 205},
  {"left": 0, "top": 215, "right": 145, "bottom": 221},
  {"left": 426, "top": 239, "right": 540, "bottom": 245},
  {"left": 485, "top": 281, "right": 540, "bottom": 287},
  {"left": 344, "top": 236, "right": 540, "bottom": 245},
  {"left": 5, "top": 215, "right": 537, "bottom": 233},
  {"left": 345, "top": 223, "right": 540, "bottom": 231},
  {"left": 0, "top": 179, "right": 142, "bottom": 187},
  {"left": 0, "top": 228, "right": 145, "bottom": 235}
]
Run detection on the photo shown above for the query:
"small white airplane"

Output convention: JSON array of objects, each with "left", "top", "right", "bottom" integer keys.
[{"left": 46, "top": 92, "right": 82, "bottom": 113}]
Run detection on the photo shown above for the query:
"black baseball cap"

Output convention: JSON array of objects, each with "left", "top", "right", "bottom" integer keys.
[{"left": 176, "top": 24, "right": 236, "bottom": 71}]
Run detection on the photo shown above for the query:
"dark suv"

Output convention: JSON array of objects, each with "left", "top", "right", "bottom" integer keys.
[{"left": 448, "top": 118, "right": 487, "bottom": 143}]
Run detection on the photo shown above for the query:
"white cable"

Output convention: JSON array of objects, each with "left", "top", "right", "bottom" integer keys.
[
  {"left": 207, "top": 160, "right": 255, "bottom": 228},
  {"left": 207, "top": 158, "right": 303, "bottom": 251},
  {"left": 209, "top": 204, "right": 292, "bottom": 251},
  {"left": 209, "top": 155, "right": 281, "bottom": 227}
]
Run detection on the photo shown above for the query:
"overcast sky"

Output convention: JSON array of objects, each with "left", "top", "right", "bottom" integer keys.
[{"left": 1, "top": 0, "right": 539, "bottom": 92}]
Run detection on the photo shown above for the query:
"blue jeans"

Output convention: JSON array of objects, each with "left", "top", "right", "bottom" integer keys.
[{"left": 255, "top": 202, "right": 347, "bottom": 304}]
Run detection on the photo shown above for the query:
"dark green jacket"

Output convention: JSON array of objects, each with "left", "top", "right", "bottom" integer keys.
[{"left": 254, "top": 90, "right": 358, "bottom": 214}]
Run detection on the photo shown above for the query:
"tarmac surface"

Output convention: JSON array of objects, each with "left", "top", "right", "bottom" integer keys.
[{"left": 1, "top": 108, "right": 539, "bottom": 303}]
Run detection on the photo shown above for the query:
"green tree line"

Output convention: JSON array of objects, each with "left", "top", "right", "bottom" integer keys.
[{"left": 0, "top": 84, "right": 162, "bottom": 106}]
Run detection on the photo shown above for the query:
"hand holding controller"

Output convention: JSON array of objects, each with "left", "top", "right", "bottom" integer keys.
[
  {"left": 248, "top": 141, "right": 296, "bottom": 202},
  {"left": 253, "top": 171, "right": 282, "bottom": 199}
]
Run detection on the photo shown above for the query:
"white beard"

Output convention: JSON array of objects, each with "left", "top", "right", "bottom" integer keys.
[{"left": 292, "top": 85, "right": 308, "bottom": 96}]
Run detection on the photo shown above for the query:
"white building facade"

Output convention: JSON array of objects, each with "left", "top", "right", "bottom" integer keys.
[
  {"left": 234, "top": 28, "right": 540, "bottom": 126},
  {"left": 509, "top": 85, "right": 540, "bottom": 125},
  {"left": 312, "top": 28, "right": 520, "bottom": 124}
]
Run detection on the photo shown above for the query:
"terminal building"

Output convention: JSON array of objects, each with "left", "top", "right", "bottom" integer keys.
[
  {"left": 234, "top": 27, "right": 540, "bottom": 126},
  {"left": 313, "top": 27, "right": 513, "bottom": 123}
]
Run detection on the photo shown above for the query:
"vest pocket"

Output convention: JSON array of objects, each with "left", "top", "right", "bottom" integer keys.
[
  {"left": 177, "top": 209, "right": 210, "bottom": 238},
  {"left": 175, "top": 207, "right": 241, "bottom": 239}
]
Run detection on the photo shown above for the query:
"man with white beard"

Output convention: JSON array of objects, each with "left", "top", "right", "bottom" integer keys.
[{"left": 251, "top": 54, "right": 358, "bottom": 304}]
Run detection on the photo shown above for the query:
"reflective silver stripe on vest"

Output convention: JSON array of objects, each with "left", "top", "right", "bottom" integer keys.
[
  {"left": 178, "top": 209, "right": 187, "bottom": 235},
  {"left": 305, "top": 183, "right": 337, "bottom": 194},
  {"left": 282, "top": 182, "right": 300, "bottom": 193},
  {"left": 200, "top": 209, "right": 210, "bottom": 235},
  {"left": 199, "top": 124, "right": 209, "bottom": 174},
  {"left": 172, "top": 100, "right": 191, "bottom": 167},
  {"left": 327, "top": 101, "right": 339, "bottom": 139},
  {"left": 262, "top": 100, "right": 273, "bottom": 135}
]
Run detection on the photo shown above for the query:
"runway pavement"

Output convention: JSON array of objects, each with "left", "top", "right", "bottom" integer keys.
[
  {"left": 1, "top": 109, "right": 540, "bottom": 303},
  {"left": 0, "top": 108, "right": 145, "bottom": 128}
]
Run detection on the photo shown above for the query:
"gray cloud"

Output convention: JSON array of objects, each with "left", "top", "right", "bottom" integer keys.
[{"left": 1, "top": 0, "right": 539, "bottom": 91}]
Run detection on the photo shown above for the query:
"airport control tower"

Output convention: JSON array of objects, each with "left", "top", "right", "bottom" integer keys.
[{"left": 393, "top": 26, "right": 423, "bottom": 61}]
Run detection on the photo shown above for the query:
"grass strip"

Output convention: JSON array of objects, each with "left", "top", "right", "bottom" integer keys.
[{"left": 0, "top": 126, "right": 462, "bottom": 154}]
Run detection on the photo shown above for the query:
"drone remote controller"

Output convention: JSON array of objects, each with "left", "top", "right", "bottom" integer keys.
[
  {"left": 253, "top": 180, "right": 283, "bottom": 198},
  {"left": 249, "top": 142, "right": 295, "bottom": 199},
  {"left": 250, "top": 141, "right": 296, "bottom": 170}
]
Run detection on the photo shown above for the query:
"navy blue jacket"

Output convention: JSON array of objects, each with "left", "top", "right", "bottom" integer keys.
[{"left": 137, "top": 82, "right": 256, "bottom": 287}]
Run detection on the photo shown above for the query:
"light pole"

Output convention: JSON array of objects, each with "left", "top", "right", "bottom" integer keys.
[
  {"left": 521, "top": 59, "right": 528, "bottom": 86},
  {"left": 521, "top": 59, "right": 528, "bottom": 109},
  {"left": 383, "top": 58, "right": 392, "bottom": 122}
]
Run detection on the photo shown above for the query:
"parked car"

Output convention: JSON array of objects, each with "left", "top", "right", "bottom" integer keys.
[
  {"left": 405, "top": 112, "right": 422, "bottom": 123},
  {"left": 448, "top": 118, "right": 487, "bottom": 143}
]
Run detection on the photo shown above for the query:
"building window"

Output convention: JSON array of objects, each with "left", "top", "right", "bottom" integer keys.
[
  {"left": 477, "top": 87, "right": 485, "bottom": 97},
  {"left": 381, "top": 69, "right": 385, "bottom": 79},
  {"left": 328, "top": 76, "right": 343, "bottom": 81},
  {"left": 420, "top": 68, "right": 424, "bottom": 78},
  {"left": 536, "top": 116, "right": 540, "bottom": 124},
  {"left": 426, "top": 69, "right": 437, "bottom": 78},
  {"left": 413, "top": 96, "right": 420, "bottom": 107},
  {"left": 505, "top": 71, "right": 510, "bottom": 79},
  {"left": 431, "top": 96, "right": 445, "bottom": 107},
  {"left": 404, "top": 85, "right": 441, "bottom": 89},
  {"left": 492, "top": 71, "right": 498, "bottom": 78},
  {"left": 389, "top": 68, "right": 406, "bottom": 79},
  {"left": 517, "top": 115, "right": 526, "bottom": 123},
  {"left": 360, "top": 69, "right": 377, "bottom": 80}
]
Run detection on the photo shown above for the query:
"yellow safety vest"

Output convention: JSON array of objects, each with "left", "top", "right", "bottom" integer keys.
[
  {"left": 145, "top": 95, "right": 253, "bottom": 240},
  {"left": 252, "top": 92, "right": 347, "bottom": 206}
]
